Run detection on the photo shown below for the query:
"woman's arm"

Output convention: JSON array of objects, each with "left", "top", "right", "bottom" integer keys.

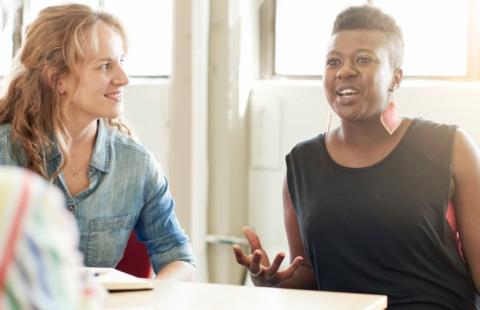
[
  {"left": 137, "top": 154, "right": 195, "bottom": 277},
  {"left": 452, "top": 128, "right": 480, "bottom": 293},
  {"left": 232, "top": 177, "right": 316, "bottom": 289},
  {"left": 156, "top": 261, "right": 195, "bottom": 281}
]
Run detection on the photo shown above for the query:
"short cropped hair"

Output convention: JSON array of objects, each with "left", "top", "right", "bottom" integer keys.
[{"left": 332, "top": 5, "right": 404, "bottom": 69}]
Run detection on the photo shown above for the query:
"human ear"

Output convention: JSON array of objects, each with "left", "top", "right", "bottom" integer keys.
[
  {"left": 43, "top": 66, "right": 69, "bottom": 95},
  {"left": 56, "top": 74, "right": 71, "bottom": 95},
  {"left": 389, "top": 68, "right": 403, "bottom": 92},
  {"left": 43, "top": 66, "right": 58, "bottom": 87},
  {"left": 57, "top": 80, "right": 66, "bottom": 94}
]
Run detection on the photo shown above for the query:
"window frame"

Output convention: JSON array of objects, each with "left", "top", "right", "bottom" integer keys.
[
  {"left": 264, "top": 0, "right": 480, "bottom": 81},
  {"left": 1, "top": 0, "right": 171, "bottom": 79}
]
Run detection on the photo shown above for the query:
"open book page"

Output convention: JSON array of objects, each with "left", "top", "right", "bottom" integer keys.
[{"left": 81, "top": 267, "right": 154, "bottom": 291}]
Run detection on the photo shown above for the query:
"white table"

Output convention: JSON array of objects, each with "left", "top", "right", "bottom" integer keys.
[{"left": 105, "top": 280, "right": 387, "bottom": 310}]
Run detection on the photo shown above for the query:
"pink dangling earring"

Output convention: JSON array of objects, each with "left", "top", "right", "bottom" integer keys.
[{"left": 380, "top": 96, "right": 402, "bottom": 135}]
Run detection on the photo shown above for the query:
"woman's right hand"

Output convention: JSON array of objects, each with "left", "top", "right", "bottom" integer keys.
[{"left": 232, "top": 226, "right": 303, "bottom": 287}]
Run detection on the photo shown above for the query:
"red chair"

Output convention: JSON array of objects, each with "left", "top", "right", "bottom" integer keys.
[
  {"left": 445, "top": 200, "right": 464, "bottom": 261},
  {"left": 115, "top": 231, "right": 153, "bottom": 278}
]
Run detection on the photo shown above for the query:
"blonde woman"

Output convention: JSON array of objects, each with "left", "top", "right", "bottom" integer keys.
[{"left": 0, "top": 4, "right": 195, "bottom": 280}]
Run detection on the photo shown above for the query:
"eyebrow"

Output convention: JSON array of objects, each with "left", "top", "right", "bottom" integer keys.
[
  {"left": 354, "top": 49, "right": 375, "bottom": 55},
  {"left": 327, "top": 48, "right": 376, "bottom": 56},
  {"left": 97, "top": 57, "right": 113, "bottom": 62},
  {"left": 96, "top": 55, "right": 126, "bottom": 61}
]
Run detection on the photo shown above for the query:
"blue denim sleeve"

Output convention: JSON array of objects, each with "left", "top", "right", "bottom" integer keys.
[{"left": 134, "top": 153, "right": 195, "bottom": 274}]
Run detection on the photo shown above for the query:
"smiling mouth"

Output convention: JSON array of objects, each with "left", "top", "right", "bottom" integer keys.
[
  {"left": 336, "top": 88, "right": 359, "bottom": 98},
  {"left": 105, "top": 92, "right": 123, "bottom": 102}
]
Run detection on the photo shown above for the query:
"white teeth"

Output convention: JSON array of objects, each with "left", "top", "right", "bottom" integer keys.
[
  {"left": 339, "top": 89, "right": 357, "bottom": 95},
  {"left": 105, "top": 93, "right": 122, "bottom": 101}
]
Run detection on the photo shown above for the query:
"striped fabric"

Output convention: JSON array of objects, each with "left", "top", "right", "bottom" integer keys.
[{"left": 0, "top": 167, "right": 105, "bottom": 310}]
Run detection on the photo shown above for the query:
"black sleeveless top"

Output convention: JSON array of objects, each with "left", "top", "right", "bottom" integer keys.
[{"left": 286, "top": 119, "right": 477, "bottom": 309}]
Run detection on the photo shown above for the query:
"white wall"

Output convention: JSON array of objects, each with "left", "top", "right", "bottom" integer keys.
[
  {"left": 248, "top": 80, "right": 480, "bottom": 263},
  {"left": 124, "top": 0, "right": 211, "bottom": 284},
  {"left": 123, "top": 80, "right": 170, "bottom": 173},
  {"left": 207, "top": 0, "right": 260, "bottom": 285}
]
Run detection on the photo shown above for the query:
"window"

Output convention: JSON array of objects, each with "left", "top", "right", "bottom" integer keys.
[
  {"left": 275, "top": 0, "right": 364, "bottom": 76},
  {"left": 273, "top": 0, "right": 480, "bottom": 79},
  {"left": 104, "top": 0, "right": 172, "bottom": 76},
  {"left": 0, "top": 0, "right": 172, "bottom": 77},
  {"left": 26, "top": 0, "right": 98, "bottom": 20},
  {"left": 0, "top": 1, "right": 14, "bottom": 76},
  {"left": 374, "top": 0, "right": 469, "bottom": 77}
]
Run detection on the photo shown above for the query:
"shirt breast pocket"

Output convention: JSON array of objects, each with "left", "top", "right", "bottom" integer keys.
[{"left": 85, "top": 214, "right": 136, "bottom": 267}]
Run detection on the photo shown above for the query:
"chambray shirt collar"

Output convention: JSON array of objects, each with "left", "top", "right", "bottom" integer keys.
[
  {"left": 46, "top": 119, "right": 112, "bottom": 174},
  {"left": 90, "top": 120, "right": 112, "bottom": 173}
]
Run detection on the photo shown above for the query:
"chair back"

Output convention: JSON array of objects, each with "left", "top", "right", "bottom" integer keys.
[
  {"left": 116, "top": 231, "right": 153, "bottom": 278},
  {"left": 445, "top": 201, "right": 464, "bottom": 261}
]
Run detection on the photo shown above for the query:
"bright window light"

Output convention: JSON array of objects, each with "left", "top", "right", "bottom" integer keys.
[
  {"left": 275, "top": 0, "right": 364, "bottom": 76},
  {"left": 374, "top": 0, "right": 468, "bottom": 77},
  {"left": 1, "top": 0, "right": 172, "bottom": 77},
  {"left": 0, "top": 1, "right": 13, "bottom": 76},
  {"left": 27, "top": 0, "right": 98, "bottom": 24},
  {"left": 275, "top": 0, "right": 470, "bottom": 77},
  {"left": 104, "top": 0, "right": 172, "bottom": 76}
]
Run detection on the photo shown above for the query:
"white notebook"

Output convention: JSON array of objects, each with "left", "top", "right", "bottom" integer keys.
[{"left": 82, "top": 267, "right": 154, "bottom": 291}]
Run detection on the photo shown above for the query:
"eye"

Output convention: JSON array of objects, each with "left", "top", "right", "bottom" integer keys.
[
  {"left": 356, "top": 56, "right": 373, "bottom": 64},
  {"left": 99, "top": 63, "right": 110, "bottom": 70},
  {"left": 326, "top": 58, "right": 341, "bottom": 66}
]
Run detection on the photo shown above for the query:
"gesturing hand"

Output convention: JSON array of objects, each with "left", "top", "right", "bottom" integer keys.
[{"left": 232, "top": 226, "right": 303, "bottom": 287}]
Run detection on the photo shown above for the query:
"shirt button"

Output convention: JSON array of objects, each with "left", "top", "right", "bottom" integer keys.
[{"left": 68, "top": 205, "right": 76, "bottom": 212}]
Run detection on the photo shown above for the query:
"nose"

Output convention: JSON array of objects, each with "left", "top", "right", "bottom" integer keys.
[
  {"left": 113, "top": 65, "right": 129, "bottom": 86},
  {"left": 336, "top": 61, "right": 358, "bottom": 80}
]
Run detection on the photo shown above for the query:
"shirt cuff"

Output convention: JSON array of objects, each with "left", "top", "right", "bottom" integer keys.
[{"left": 150, "top": 242, "right": 196, "bottom": 274}]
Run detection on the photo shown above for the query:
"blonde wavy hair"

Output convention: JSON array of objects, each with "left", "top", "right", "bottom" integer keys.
[{"left": 0, "top": 4, "right": 131, "bottom": 179}]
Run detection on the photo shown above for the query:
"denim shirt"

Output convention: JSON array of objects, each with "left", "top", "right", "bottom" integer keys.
[{"left": 0, "top": 120, "right": 195, "bottom": 274}]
